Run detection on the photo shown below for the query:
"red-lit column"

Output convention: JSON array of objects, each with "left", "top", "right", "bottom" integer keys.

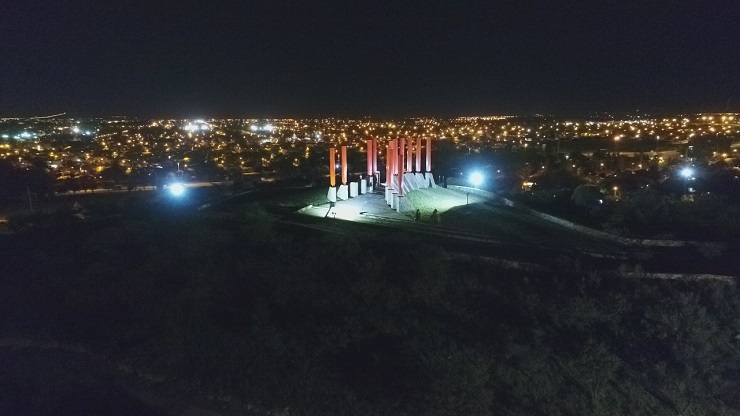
[
  {"left": 341, "top": 145, "right": 348, "bottom": 185},
  {"left": 426, "top": 137, "right": 432, "bottom": 172},
  {"left": 329, "top": 148, "right": 336, "bottom": 187},
  {"left": 386, "top": 140, "right": 394, "bottom": 188},
  {"left": 391, "top": 140, "right": 398, "bottom": 184},
  {"left": 391, "top": 139, "right": 396, "bottom": 179},
  {"left": 415, "top": 137, "right": 422, "bottom": 173},
  {"left": 398, "top": 139, "right": 405, "bottom": 196},
  {"left": 391, "top": 139, "right": 397, "bottom": 179},
  {"left": 366, "top": 138, "right": 373, "bottom": 176},
  {"left": 406, "top": 137, "right": 412, "bottom": 172},
  {"left": 372, "top": 138, "right": 378, "bottom": 175}
]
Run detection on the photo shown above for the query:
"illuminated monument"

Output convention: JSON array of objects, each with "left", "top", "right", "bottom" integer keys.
[
  {"left": 327, "top": 137, "right": 434, "bottom": 212},
  {"left": 384, "top": 137, "right": 435, "bottom": 212},
  {"left": 326, "top": 145, "right": 356, "bottom": 202}
]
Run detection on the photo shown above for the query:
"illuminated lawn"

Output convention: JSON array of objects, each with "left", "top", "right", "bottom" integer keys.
[{"left": 405, "top": 187, "right": 487, "bottom": 218}]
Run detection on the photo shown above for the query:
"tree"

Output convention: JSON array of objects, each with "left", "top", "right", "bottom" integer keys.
[
  {"left": 79, "top": 175, "right": 97, "bottom": 193},
  {"left": 571, "top": 185, "right": 603, "bottom": 209},
  {"left": 101, "top": 161, "right": 127, "bottom": 185}
]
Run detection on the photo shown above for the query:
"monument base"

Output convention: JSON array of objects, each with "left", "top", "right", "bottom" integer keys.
[
  {"left": 426, "top": 172, "right": 437, "bottom": 188},
  {"left": 327, "top": 186, "right": 337, "bottom": 203},
  {"left": 337, "top": 184, "right": 349, "bottom": 200}
]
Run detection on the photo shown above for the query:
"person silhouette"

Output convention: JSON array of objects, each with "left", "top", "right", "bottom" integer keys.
[{"left": 430, "top": 208, "right": 440, "bottom": 225}]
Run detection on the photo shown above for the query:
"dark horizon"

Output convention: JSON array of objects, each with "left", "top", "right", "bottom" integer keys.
[
  {"left": 6, "top": 109, "right": 740, "bottom": 121},
  {"left": 2, "top": 0, "right": 739, "bottom": 118}
]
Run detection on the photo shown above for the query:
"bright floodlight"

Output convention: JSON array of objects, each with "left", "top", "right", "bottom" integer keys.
[
  {"left": 680, "top": 167, "right": 694, "bottom": 178},
  {"left": 169, "top": 183, "right": 185, "bottom": 196},
  {"left": 470, "top": 172, "right": 484, "bottom": 187}
]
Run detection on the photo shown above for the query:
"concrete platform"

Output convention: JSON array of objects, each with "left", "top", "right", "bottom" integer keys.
[
  {"left": 300, "top": 186, "right": 488, "bottom": 222},
  {"left": 301, "top": 189, "right": 411, "bottom": 222}
]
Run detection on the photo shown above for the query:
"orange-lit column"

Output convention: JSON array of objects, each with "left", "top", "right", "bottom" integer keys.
[
  {"left": 426, "top": 137, "right": 432, "bottom": 172},
  {"left": 341, "top": 145, "right": 348, "bottom": 185},
  {"left": 366, "top": 138, "right": 373, "bottom": 176},
  {"left": 415, "top": 137, "right": 422, "bottom": 173},
  {"left": 398, "top": 139, "right": 405, "bottom": 196},
  {"left": 329, "top": 148, "right": 336, "bottom": 187}
]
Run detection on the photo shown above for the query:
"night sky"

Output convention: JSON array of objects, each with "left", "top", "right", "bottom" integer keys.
[{"left": 2, "top": 0, "right": 739, "bottom": 117}]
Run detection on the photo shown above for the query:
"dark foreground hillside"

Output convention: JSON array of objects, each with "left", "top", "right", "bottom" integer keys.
[{"left": 1, "top": 206, "right": 739, "bottom": 415}]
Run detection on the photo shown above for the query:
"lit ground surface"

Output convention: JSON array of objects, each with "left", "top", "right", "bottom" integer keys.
[
  {"left": 300, "top": 187, "right": 488, "bottom": 222},
  {"left": 405, "top": 187, "right": 488, "bottom": 218},
  {"left": 292, "top": 188, "right": 739, "bottom": 275},
  {"left": 299, "top": 187, "right": 630, "bottom": 258},
  {"left": 300, "top": 189, "right": 409, "bottom": 221}
]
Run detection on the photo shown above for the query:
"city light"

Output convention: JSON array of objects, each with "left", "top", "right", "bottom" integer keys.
[
  {"left": 1, "top": 113, "right": 737, "bottom": 206},
  {"left": 250, "top": 124, "right": 275, "bottom": 132},
  {"left": 184, "top": 121, "right": 210, "bottom": 132}
]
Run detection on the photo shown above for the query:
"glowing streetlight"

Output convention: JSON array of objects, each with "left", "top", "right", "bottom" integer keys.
[
  {"left": 168, "top": 182, "right": 185, "bottom": 197},
  {"left": 613, "top": 186, "right": 618, "bottom": 199},
  {"left": 613, "top": 135, "right": 621, "bottom": 156},
  {"left": 469, "top": 171, "right": 484, "bottom": 187},
  {"left": 680, "top": 167, "right": 694, "bottom": 194},
  {"left": 467, "top": 172, "right": 484, "bottom": 205}
]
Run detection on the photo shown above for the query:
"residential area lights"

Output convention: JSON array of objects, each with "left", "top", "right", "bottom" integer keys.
[{"left": 0, "top": 113, "right": 738, "bottom": 197}]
